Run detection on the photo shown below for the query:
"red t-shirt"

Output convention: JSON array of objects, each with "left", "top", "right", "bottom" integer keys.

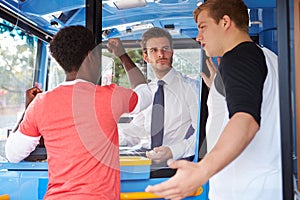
[{"left": 19, "top": 81, "right": 138, "bottom": 200}]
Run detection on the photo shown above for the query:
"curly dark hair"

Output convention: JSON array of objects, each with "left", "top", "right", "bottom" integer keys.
[{"left": 49, "top": 25, "right": 95, "bottom": 72}]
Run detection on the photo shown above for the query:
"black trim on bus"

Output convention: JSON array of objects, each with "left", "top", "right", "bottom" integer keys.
[
  {"left": 277, "top": 0, "right": 294, "bottom": 199},
  {"left": 86, "top": 0, "right": 102, "bottom": 45},
  {"left": 0, "top": 3, "right": 52, "bottom": 43},
  {"left": 86, "top": 0, "right": 102, "bottom": 85}
]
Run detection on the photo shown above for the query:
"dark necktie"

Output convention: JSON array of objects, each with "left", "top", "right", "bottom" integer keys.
[{"left": 151, "top": 80, "right": 165, "bottom": 149}]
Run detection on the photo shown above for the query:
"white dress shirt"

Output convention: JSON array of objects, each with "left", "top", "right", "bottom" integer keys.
[{"left": 119, "top": 68, "right": 199, "bottom": 160}]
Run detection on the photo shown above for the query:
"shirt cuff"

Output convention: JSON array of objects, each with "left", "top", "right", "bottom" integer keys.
[
  {"left": 168, "top": 143, "right": 186, "bottom": 160},
  {"left": 168, "top": 135, "right": 196, "bottom": 160}
]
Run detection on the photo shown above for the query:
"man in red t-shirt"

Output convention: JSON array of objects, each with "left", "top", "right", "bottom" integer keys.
[{"left": 5, "top": 25, "right": 151, "bottom": 200}]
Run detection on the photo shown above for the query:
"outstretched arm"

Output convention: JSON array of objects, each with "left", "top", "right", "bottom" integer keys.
[
  {"left": 6, "top": 84, "right": 42, "bottom": 163},
  {"left": 107, "top": 38, "right": 147, "bottom": 88},
  {"left": 146, "top": 112, "right": 259, "bottom": 199}
]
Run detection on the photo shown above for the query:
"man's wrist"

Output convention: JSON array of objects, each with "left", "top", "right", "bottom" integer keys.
[{"left": 118, "top": 52, "right": 128, "bottom": 58}]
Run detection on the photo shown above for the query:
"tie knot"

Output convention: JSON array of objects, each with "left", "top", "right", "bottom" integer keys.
[{"left": 157, "top": 80, "right": 165, "bottom": 86}]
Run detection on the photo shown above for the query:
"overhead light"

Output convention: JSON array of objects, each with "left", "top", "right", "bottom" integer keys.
[
  {"left": 128, "top": 23, "right": 154, "bottom": 32},
  {"left": 168, "top": 29, "right": 180, "bottom": 35},
  {"left": 113, "top": 0, "right": 147, "bottom": 10}
]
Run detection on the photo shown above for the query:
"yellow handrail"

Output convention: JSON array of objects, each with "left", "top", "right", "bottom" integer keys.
[
  {"left": 0, "top": 194, "right": 10, "bottom": 200},
  {"left": 120, "top": 187, "right": 203, "bottom": 199}
]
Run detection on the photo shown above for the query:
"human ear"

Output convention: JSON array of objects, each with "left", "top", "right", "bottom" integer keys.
[
  {"left": 221, "top": 15, "right": 231, "bottom": 29},
  {"left": 223, "top": 15, "right": 230, "bottom": 25},
  {"left": 142, "top": 52, "right": 149, "bottom": 63}
]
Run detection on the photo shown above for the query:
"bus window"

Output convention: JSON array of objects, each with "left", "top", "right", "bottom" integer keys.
[
  {"left": 47, "top": 56, "right": 65, "bottom": 90},
  {"left": 101, "top": 54, "right": 114, "bottom": 85},
  {"left": 102, "top": 48, "right": 144, "bottom": 87},
  {"left": 0, "top": 18, "right": 38, "bottom": 158}
]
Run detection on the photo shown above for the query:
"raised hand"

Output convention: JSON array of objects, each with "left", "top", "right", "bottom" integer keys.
[
  {"left": 25, "top": 83, "right": 43, "bottom": 108},
  {"left": 107, "top": 38, "right": 126, "bottom": 57},
  {"left": 200, "top": 57, "right": 218, "bottom": 88}
]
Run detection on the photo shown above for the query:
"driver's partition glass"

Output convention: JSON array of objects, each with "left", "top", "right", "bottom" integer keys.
[{"left": 101, "top": 36, "right": 202, "bottom": 178}]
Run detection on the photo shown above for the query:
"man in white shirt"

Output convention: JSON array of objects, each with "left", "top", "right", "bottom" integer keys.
[{"left": 107, "top": 27, "right": 199, "bottom": 164}]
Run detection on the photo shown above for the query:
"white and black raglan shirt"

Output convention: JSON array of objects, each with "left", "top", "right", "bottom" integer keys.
[{"left": 206, "top": 42, "right": 283, "bottom": 200}]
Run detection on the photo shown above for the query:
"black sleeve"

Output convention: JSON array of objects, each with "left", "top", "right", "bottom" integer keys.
[{"left": 220, "top": 43, "right": 267, "bottom": 125}]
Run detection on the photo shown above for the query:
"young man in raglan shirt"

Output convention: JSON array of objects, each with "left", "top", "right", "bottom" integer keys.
[{"left": 146, "top": 0, "right": 282, "bottom": 199}]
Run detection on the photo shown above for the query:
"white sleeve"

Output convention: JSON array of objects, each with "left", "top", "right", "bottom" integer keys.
[
  {"left": 130, "top": 83, "right": 152, "bottom": 114},
  {"left": 5, "top": 130, "right": 41, "bottom": 163},
  {"left": 169, "top": 80, "right": 199, "bottom": 160}
]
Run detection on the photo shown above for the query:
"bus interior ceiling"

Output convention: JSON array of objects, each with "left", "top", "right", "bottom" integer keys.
[{"left": 0, "top": 0, "right": 277, "bottom": 51}]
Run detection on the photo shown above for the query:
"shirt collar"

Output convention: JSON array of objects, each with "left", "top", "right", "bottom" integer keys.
[
  {"left": 154, "top": 68, "right": 176, "bottom": 86},
  {"left": 59, "top": 79, "right": 91, "bottom": 86}
]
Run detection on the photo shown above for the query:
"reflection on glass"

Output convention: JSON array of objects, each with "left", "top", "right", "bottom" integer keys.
[{"left": 103, "top": 35, "right": 201, "bottom": 173}]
